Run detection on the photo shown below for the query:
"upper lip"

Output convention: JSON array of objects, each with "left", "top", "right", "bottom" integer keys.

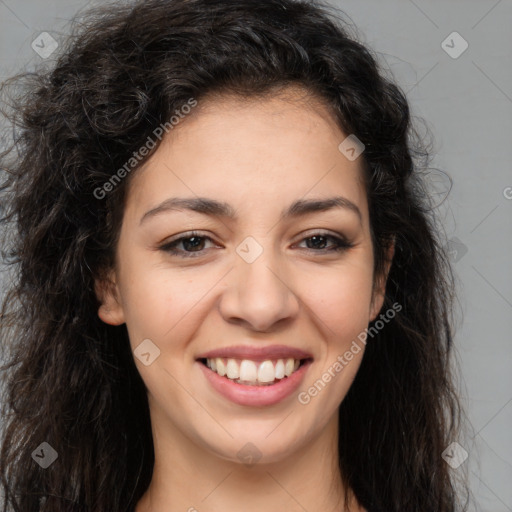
[{"left": 196, "top": 344, "right": 313, "bottom": 362}]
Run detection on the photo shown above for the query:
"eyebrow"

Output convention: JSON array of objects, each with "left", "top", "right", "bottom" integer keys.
[{"left": 139, "top": 195, "right": 362, "bottom": 225}]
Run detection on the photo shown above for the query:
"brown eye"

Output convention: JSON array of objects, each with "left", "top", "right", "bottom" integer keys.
[
  {"left": 297, "top": 232, "right": 354, "bottom": 253},
  {"left": 159, "top": 232, "right": 217, "bottom": 258}
]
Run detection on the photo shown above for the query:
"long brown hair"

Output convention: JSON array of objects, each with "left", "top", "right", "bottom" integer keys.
[{"left": 0, "top": 1, "right": 468, "bottom": 510}]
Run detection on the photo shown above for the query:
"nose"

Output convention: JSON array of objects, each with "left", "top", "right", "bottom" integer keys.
[{"left": 218, "top": 248, "right": 300, "bottom": 333}]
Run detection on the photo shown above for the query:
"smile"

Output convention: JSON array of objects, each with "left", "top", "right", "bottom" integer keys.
[
  {"left": 197, "top": 357, "right": 313, "bottom": 407},
  {"left": 201, "top": 357, "right": 306, "bottom": 386}
]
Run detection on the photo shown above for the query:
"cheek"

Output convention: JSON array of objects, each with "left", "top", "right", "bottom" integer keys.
[
  {"left": 297, "top": 270, "right": 373, "bottom": 413},
  {"left": 117, "top": 256, "right": 224, "bottom": 357},
  {"left": 302, "top": 262, "right": 374, "bottom": 338},
  {"left": 116, "top": 258, "right": 190, "bottom": 346}
]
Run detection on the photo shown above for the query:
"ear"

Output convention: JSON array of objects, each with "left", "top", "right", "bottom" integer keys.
[
  {"left": 369, "top": 238, "right": 395, "bottom": 322},
  {"left": 94, "top": 270, "right": 125, "bottom": 326}
]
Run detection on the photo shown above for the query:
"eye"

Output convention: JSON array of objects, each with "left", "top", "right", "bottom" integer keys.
[
  {"left": 159, "top": 231, "right": 217, "bottom": 258},
  {"left": 295, "top": 232, "right": 354, "bottom": 253},
  {"left": 159, "top": 230, "right": 354, "bottom": 258}
]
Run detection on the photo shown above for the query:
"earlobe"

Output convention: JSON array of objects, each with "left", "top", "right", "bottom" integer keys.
[
  {"left": 94, "top": 272, "right": 125, "bottom": 326},
  {"left": 97, "top": 302, "right": 125, "bottom": 326},
  {"left": 369, "top": 239, "right": 395, "bottom": 322},
  {"left": 369, "top": 289, "right": 385, "bottom": 323}
]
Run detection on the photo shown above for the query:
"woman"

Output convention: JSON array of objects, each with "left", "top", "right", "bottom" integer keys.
[{"left": 0, "top": 0, "right": 469, "bottom": 511}]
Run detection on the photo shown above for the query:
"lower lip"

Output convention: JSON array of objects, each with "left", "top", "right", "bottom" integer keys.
[{"left": 197, "top": 359, "right": 312, "bottom": 407}]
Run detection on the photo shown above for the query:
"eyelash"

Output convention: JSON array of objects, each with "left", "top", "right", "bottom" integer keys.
[{"left": 159, "top": 230, "right": 354, "bottom": 258}]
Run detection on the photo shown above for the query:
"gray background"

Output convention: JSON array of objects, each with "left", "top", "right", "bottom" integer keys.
[{"left": 0, "top": 0, "right": 511, "bottom": 510}]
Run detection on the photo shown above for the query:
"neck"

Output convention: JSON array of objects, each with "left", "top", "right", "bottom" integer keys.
[{"left": 135, "top": 405, "right": 362, "bottom": 512}]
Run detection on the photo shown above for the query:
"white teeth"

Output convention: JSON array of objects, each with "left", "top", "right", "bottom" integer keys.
[
  {"left": 239, "top": 360, "right": 258, "bottom": 382},
  {"left": 285, "top": 358, "right": 295, "bottom": 377},
  {"left": 226, "top": 358, "right": 239, "bottom": 379},
  {"left": 205, "top": 357, "right": 304, "bottom": 385},
  {"left": 274, "top": 359, "right": 285, "bottom": 379},
  {"left": 257, "top": 360, "right": 275, "bottom": 383},
  {"left": 216, "top": 358, "right": 226, "bottom": 377}
]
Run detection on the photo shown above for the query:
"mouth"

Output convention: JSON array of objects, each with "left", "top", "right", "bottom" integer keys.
[
  {"left": 197, "top": 355, "right": 313, "bottom": 407},
  {"left": 197, "top": 357, "right": 313, "bottom": 387}
]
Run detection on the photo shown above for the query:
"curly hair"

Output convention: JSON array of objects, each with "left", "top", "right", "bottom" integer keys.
[{"left": 0, "top": 0, "right": 468, "bottom": 511}]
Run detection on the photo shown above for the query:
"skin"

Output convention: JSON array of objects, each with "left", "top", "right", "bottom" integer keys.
[{"left": 95, "top": 87, "right": 393, "bottom": 512}]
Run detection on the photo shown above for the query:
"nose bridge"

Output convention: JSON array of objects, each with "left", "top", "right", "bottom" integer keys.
[{"left": 220, "top": 235, "right": 299, "bottom": 331}]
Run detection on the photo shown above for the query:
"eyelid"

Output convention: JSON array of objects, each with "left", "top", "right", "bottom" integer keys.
[
  {"left": 159, "top": 229, "right": 354, "bottom": 258},
  {"left": 159, "top": 230, "right": 217, "bottom": 249},
  {"left": 292, "top": 228, "right": 349, "bottom": 243},
  {"left": 292, "top": 231, "right": 354, "bottom": 252}
]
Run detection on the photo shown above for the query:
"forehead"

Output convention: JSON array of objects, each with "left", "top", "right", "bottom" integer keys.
[{"left": 124, "top": 89, "right": 369, "bottom": 226}]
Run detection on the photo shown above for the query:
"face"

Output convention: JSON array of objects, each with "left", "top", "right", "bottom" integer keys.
[{"left": 96, "top": 88, "right": 391, "bottom": 466}]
